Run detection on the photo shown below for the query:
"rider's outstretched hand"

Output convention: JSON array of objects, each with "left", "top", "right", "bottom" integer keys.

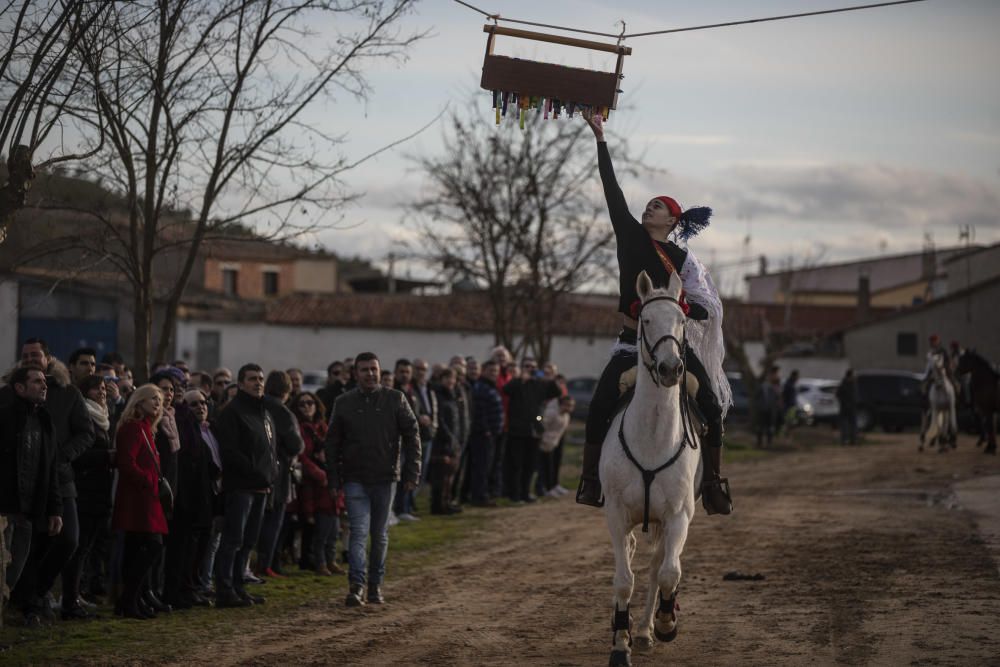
[{"left": 583, "top": 108, "right": 605, "bottom": 142}]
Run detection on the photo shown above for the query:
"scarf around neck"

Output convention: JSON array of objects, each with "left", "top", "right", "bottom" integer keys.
[{"left": 85, "top": 398, "right": 110, "bottom": 432}]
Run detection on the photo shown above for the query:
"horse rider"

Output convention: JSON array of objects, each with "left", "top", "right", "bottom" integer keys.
[
  {"left": 923, "top": 334, "right": 956, "bottom": 395},
  {"left": 574, "top": 110, "right": 733, "bottom": 516}
]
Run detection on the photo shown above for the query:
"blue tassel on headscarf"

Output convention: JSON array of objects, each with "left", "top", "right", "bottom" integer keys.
[{"left": 678, "top": 206, "right": 712, "bottom": 241}]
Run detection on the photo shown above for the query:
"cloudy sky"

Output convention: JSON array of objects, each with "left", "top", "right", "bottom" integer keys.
[{"left": 313, "top": 0, "right": 1000, "bottom": 296}]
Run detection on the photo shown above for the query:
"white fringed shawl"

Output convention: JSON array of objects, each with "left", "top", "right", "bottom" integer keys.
[{"left": 679, "top": 248, "right": 732, "bottom": 419}]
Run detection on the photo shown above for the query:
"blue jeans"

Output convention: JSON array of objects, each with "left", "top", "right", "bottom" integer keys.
[
  {"left": 214, "top": 492, "right": 266, "bottom": 595},
  {"left": 198, "top": 516, "right": 223, "bottom": 590},
  {"left": 344, "top": 482, "right": 395, "bottom": 588}
]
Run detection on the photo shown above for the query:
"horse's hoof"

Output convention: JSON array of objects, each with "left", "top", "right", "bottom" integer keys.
[
  {"left": 633, "top": 636, "right": 654, "bottom": 653},
  {"left": 609, "top": 649, "right": 632, "bottom": 666},
  {"left": 654, "top": 624, "right": 679, "bottom": 642}
]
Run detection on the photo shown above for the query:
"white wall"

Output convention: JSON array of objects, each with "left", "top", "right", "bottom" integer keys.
[
  {"left": 174, "top": 319, "right": 617, "bottom": 378},
  {"left": 844, "top": 280, "right": 1000, "bottom": 372},
  {"left": 0, "top": 278, "right": 18, "bottom": 371}
]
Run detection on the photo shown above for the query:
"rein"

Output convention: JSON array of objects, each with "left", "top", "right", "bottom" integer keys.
[{"left": 619, "top": 294, "right": 698, "bottom": 533}]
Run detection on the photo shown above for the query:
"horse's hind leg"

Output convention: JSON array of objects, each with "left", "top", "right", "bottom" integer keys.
[
  {"left": 634, "top": 524, "right": 664, "bottom": 652},
  {"left": 606, "top": 506, "right": 635, "bottom": 666},
  {"left": 919, "top": 409, "right": 929, "bottom": 452},
  {"left": 654, "top": 512, "right": 691, "bottom": 642}
]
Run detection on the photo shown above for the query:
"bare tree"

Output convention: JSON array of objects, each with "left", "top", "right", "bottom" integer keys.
[
  {"left": 408, "top": 109, "right": 629, "bottom": 361},
  {"left": 0, "top": 1, "right": 109, "bottom": 236},
  {"left": 13, "top": 0, "right": 423, "bottom": 379}
]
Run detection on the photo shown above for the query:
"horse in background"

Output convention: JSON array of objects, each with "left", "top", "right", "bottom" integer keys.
[
  {"left": 920, "top": 352, "right": 957, "bottom": 452},
  {"left": 601, "top": 271, "right": 702, "bottom": 667},
  {"left": 955, "top": 349, "right": 999, "bottom": 455}
]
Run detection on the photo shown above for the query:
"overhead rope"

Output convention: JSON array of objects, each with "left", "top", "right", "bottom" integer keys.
[{"left": 451, "top": 0, "right": 930, "bottom": 41}]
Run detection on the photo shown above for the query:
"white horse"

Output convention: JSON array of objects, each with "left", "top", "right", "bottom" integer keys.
[
  {"left": 601, "top": 270, "right": 702, "bottom": 667},
  {"left": 921, "top": 352, "right": 958, "bottom": 452}
]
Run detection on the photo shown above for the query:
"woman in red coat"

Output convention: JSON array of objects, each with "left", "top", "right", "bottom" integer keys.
[
  {"left": 112, "top": 384, "right": 167, "bottom": 619},
  {"left": 293, "top": 391, "right": 344, "bottom": 575}
]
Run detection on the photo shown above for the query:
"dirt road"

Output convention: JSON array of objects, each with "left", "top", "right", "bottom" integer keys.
[{"left": 193, "top": 434, "right": 1000, "bottom": 666}]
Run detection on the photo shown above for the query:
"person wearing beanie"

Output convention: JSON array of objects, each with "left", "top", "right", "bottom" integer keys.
[{"left": 574, "top": 110, "right": 733, "bottom": 517}]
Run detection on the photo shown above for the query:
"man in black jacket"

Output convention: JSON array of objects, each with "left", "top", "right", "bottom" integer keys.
[
  {"left": 5, "top": 339, "right": 93, "bottom": 622},
  {"left": 257, "top": 371, "right": 304, "bottom": 577},
  {"left": 1, "top": 365, "right": 62, "bottom": 621},
  {"left": 326, "top": 352, "right": 420, "bottom": 607},
  {"left": 212, "top": 363, "right": 277, "bottom": 608},
  {"left": 503, "top": 358, "right": 561, "bottom": 504},
  {"left": 430, "top": 369, "right": 462, "bottom": 515}
]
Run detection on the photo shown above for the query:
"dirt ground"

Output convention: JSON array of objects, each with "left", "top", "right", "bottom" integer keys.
[{"left": 179, "top": 433, "right": 1000, "bottom": 667}]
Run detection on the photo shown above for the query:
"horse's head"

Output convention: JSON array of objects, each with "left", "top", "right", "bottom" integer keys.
[
  {"left": 636, "top": 270, "right": 686, "bottom": 388},
  {"left": 956, "top": 350, "right": 972, "bottom": 376}
]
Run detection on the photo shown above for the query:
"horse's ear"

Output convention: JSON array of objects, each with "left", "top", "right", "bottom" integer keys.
[
  {"left": 666, "top": 271, "right": 682, "bottom": 300},
  {"left": 636, "top": 271, "right": 654, "bottom": 302}
]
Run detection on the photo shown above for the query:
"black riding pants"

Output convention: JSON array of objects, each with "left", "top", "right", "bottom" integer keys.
[{"left": 582, "top": 340, "right": 723, "bottom": 481}]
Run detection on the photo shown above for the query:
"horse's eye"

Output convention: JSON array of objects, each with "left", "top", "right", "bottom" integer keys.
[{"left": 642, "top": 319, "right": 650, "bottom": 325}]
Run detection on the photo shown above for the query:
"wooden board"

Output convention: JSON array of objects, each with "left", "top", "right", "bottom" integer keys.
[{"left": 481, "top": 55, "right": 619, "bottom": 110}]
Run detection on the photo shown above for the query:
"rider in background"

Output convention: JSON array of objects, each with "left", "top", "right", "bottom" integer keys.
[
  {"left": 574, "top": 109, "right": 732, "bottom": 516},
  {"left": 923, "top": 334, "right": 956, "bottom": 395}
]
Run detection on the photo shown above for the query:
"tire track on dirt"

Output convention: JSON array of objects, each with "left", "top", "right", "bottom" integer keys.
[{"left": 173, "top": 436, "right": 1000, "bottom": 666}]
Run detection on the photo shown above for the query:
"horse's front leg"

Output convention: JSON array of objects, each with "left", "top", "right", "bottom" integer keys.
[
  {"left": 948, "top": 396, "right": 959, "bottom": 448},
  {"left": 654, "top": 511, "right": 691, "bottom": 643},
  {"left": 634, "top": 524, "right": 664, "bottom": 653},
  {"left": 606, "top": 504, "right": 635, "bottom": 666}
]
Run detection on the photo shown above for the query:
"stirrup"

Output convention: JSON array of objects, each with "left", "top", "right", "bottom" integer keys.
[
  {"left": 701, "top": 476, "right": 732, "bottom": 516},
  {"left": 576, "top": 478, "right": 605, "bottom": 508}
]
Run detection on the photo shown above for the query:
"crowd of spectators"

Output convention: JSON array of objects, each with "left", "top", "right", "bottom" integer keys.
[{"left": 0, "top": 339, "right": 574, "bottom": 623}]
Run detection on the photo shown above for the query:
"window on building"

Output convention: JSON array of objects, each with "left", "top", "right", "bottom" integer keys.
[
  {"left": 263, "top": 270, "right": 279, "bottom": 296},
  {"left": 222, "top": 268, "right": 238, "bottom": 296},
  {"left": 896, "top": 332, "right": 917, "bottom": 356}
]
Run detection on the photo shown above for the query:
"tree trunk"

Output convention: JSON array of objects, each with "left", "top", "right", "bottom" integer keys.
[{"left": 132, "top": 283, "right": 152, "bottom": 383}]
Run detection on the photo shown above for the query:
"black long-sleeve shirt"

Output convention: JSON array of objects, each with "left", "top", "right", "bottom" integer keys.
[{"left": 597, "top": 142, "right": 707, "bottom": 321}]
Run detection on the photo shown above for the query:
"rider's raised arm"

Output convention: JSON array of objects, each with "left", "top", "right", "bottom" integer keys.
[{"left": 585, "top": 110, "right": 638, "bottom": 234}]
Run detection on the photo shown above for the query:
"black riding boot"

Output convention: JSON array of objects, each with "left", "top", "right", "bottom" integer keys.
[
  {"left": 576, "top": 440, "right": 605, "bottom": 507},
  {"left": 701, "top": 424, "right": 732, "bottom": 515}
]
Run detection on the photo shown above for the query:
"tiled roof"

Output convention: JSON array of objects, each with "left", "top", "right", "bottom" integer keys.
[
  {"left": 264, "top": 292, "right": 621, "bottom": 337},
  {"left": 724, "top": 301, "right": 895, "bottom": 339},
  {"left": 200, "top": 238, "right": 333, "bottom": 262}
]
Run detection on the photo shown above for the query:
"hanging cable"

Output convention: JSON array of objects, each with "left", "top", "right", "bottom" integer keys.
[
  {"left": 624, "top": 0, "right": 929, "bottom": 38},
  {"left": 451, "top": 0, "right": 930, "bottom": 41},
  {"left": 452, "top": 0, "right": 498, "bottom": 21}
]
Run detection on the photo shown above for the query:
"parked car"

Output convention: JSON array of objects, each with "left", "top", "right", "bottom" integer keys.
[
  {"left": 565, "top": 376, "right": 597, "bottom": 420},
  {"left": 795, "top": 378, "right": 840, "bottom": 426},
  {"left": 726, "top": 372, "right": 750, "bottom": 420},
  {"left": 854, "top": 370, "right": 925, "bottom": 432},
  {"left": 301, "top": 369, "right": 327, "bottom": 394},
  {"left": 854, "top": 369, "right": 980, "bottom": 434}
]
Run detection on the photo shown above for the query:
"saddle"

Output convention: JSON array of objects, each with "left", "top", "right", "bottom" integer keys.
[{"left": 618, "top": 367, "right": 708, "bottom": 437}]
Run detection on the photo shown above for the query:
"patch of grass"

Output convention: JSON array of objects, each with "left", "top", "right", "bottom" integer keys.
[{"left": 0, "top": 505, "right": 488, "bottom": 665}]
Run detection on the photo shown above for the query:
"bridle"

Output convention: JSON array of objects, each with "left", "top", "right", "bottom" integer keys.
[
  {"left": 638, "top": 295, "right": 686, "bottom": 387},
  {"left": 621, "top": 292, "right": 699, "bottom": 533}
]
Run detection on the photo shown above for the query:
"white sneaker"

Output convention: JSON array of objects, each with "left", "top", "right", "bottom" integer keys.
[
  {"left": 398, "top": 513, "right": 421, "bottom": 522},
  {"left": 554, "top": 485, "right": 570, "bottom": 496},
  {"left": 388, "top": 511, "right": 400, "bottom": 527}
]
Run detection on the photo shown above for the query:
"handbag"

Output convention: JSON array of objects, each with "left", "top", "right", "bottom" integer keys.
[
  {"left": 531, "top": 413, "right": 545, "bottom": 439},
  {"left": 142, "top": 430, "right": 174, "bottom": 517}
]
